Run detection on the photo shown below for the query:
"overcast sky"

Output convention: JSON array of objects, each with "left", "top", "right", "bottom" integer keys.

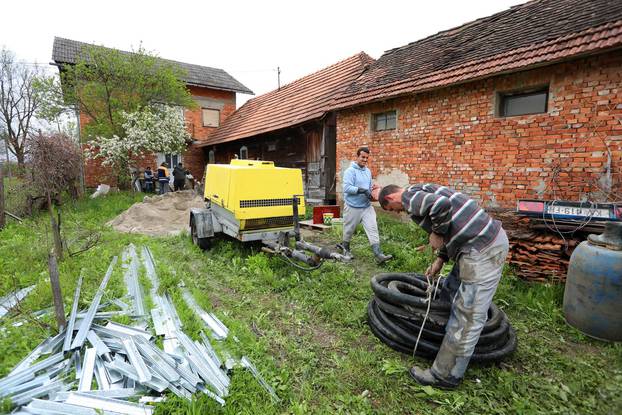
[{"left": 2, "top": 0, "right": 521, "bottom": 107}]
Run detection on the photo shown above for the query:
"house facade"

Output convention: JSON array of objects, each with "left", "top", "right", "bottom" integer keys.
[
  {"left": 198, "top": 53, "right": 374, "bottom": 203},
  {"left": 332, "top": 0, "right": 622, "bottom": 208},
  {"left": 52, "top": 37, "right": 252, "bottom": 188}
]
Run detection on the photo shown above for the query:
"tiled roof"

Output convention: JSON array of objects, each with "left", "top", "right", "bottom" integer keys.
[
  {"left": 333, "top": 0, "right": 622, "bottom": 110},
  {"left": 52, "top": 37, "right": 253, "bottom": 95},
  {"left": 199, "top": 52, "right": 374, "bottom": 146}
]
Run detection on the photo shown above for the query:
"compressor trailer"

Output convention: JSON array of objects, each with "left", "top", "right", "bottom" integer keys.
[{"left": 190, "top": 160, "right": 348, "bottom": 268}]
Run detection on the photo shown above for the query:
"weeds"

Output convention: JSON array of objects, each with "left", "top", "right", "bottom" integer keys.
[{"left": 0, "top": 192, "right": 620, "bottom": 414}]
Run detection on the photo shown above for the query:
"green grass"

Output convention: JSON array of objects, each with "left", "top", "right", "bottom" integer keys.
[{"left": 0, "top": 193, "right": 621, "bottom": 414}]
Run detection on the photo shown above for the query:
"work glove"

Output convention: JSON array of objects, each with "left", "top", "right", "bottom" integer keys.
[{"left": 357, "top": 187, "right": 372, "bottom": 199}]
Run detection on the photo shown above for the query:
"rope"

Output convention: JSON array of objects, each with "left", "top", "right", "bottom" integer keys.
[{"left": 412, "top": 274, "right": 442, "bottom": 358}]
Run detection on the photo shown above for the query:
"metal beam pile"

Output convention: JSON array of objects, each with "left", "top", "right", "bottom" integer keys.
[{"left": 0, "top": 245, "right": 279, "bottom": 413}]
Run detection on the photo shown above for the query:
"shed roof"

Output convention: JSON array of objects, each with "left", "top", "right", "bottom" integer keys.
[
  {"left": 52, "top": 37, "right": 253, "bottom": 95},
  {"left": 200, "top": 52, "right": 374, "bottom": 146},
  {"left": 332, "top": 0, "right": 622, "bottom": 110}
]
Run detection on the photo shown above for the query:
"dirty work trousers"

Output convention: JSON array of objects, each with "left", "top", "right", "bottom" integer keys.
[
  {"left": 432, "top": 229, "right": 509, "bottom": 383},
  {"left": 342, "top": 204, "right": 380, "bottom": 245}
]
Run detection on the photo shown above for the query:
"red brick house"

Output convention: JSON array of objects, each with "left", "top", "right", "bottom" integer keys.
[
  {"left": 51, "top": 37, "right": 253, "bottom": 187},
  {"left": 332, "top": 0, "right": 622, "bottom": 208},
  {"left": 198, "top": 53, "right": 374, "bottom": 203}
]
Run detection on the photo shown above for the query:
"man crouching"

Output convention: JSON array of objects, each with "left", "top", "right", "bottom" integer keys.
[{"left": 376, "top": 183, "right": 509, "bottom": 389}]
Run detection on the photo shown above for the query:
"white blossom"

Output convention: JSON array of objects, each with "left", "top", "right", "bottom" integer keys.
[{"left": 85, "top": 104, "right": 190, "bottom": 166}]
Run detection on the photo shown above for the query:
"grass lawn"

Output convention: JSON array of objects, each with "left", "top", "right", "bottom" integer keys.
[{"left": 0, "top": 192, "right": 620, "bottom": 414}]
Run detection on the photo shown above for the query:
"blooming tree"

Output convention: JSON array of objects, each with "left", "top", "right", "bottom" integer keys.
[{"left": 86, "top": 104, "right": 189, "bottom": 167}]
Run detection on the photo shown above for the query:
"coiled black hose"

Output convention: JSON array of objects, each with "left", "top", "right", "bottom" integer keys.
[{"left": 367, "top": 273, "right": 517, "bottom": 362}]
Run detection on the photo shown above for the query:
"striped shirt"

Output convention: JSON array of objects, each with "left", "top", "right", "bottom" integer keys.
[{"left": 401, "top": 183, "right": 501, "bottom": 260}]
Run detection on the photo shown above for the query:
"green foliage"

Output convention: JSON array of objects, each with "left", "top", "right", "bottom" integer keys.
[
  {"left": 57, "top": 44, "right": 194, "bottom": 140},
  {"left": 0, "top": 196, "right": 620, "bottom": 414}
]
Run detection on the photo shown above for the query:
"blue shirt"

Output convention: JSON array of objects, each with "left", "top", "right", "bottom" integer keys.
[{"left": 343, "top": 161, "right": 372, "bottom": 208}]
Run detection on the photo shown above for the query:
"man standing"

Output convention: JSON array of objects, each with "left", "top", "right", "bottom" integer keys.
[
  {"left": 143, "top": 166, "right": 154, "bottom": 193},
  {"left": 157, "top": 162, "right": 170, "bottom": 195},
  {"left": 341, "top": 146, "right": 392, "bottom": 264},
  {"left": 377, "top": 183, "right": 508, "bottom": 389},
  {"left": 173, "top": 163, "right": 187, "bottom": 191}
]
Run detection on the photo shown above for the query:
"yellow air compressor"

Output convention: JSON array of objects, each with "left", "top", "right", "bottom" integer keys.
[{"left": 189, "top": 160, "right": 347, "bottom": 268}]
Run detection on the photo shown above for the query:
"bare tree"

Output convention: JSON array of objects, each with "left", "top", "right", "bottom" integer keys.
[
  {"left": 28, "top": 132, "right": 82, "bottom": 260},
  {"left": 0, "top": 49, "right": 47, "bottom": 169}
]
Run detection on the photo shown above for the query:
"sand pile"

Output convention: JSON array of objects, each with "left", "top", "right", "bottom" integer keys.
[{"left": 108, "top": 190, "right": 206, "bottom": 236}]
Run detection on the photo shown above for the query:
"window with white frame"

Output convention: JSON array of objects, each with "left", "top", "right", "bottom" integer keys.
[
  {"left": 202, "top": 108, "right": 220, "bottom": 127},
  {"left": 157, "top": 153, "right": 182, "bottom": 169}
]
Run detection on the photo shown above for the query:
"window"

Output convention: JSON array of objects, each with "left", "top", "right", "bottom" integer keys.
[
  {"left": 208, "top": 150, "right": 215, "bottom": 164},
  {"left": 158, "top": 153, "right": 182, "bottom": 168},
  {"left": 373, "top": 111, "right": 397, "bottom": 131},
  {"left": 202, "top": 108, "right": 220, "bottom": 127},
  {"left": 498, "top": 88, "right": 548, "bottom": 117},
  {"left": 240, "top": 146, "right": 248, "bottom": 159}
]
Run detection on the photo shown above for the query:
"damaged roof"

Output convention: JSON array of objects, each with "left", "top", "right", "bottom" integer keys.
[
  {"left": 199, "top": 52, "right": 374, "bottom": 146},
  {"left": 333, "top": 0, "right": 622, "bottom": 110},
  {"left": 52, "top": 37, "right": 253, "bottom": 95}
]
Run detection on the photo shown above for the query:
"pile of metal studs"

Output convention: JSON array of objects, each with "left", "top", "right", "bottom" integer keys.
[{"left": 0, "top": 244, "right": 279, "bottom": 414}]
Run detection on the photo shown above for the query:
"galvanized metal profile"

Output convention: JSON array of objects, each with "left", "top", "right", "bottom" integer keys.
[
  {"left": 0, "top": 285, "right": 35, "bottom": 320},
  {"left": 10, "top": 379, "right": 69, "bottom": 406},
  {"left": 9, "top": 330, "right": 65, "bottom": 376},
  {"left": 193, "top": 340, "right": 229, "bottom": 388},
  {"left": 64, "top": 391, "right": 154, "bottom": 415},
  {"left": 132, "top": 337, "right": 180, "bottom": 383},
  {"left": 26, "top": 398, "right": 118, "bottom": 415},
  {"left": 141, "top": 246, "right": 160, "bottom": 291},
  {"left": 0, "top": 374, "right": 49, "bottom": 398},
  {"left": 240, "top": 356, "right": 280, "bottom": 402},
  {"left": 54, "top": 387, "right": 137, "bottom": 401},
  {"left": 71, "top": 256, "right": 118, "bottom": 349},
  {"left": 78, "top": 348, "right": 97, "bottom": 392},
  {"left": 0, "top": 352, "right": 65, "bottom": 390},
  {"left": 164, "top": 382, "right": 192, "bottom": 400},
  {"left": 105, "top": 358, "right": 167, "bottom": 393},
  {"left": 176, "top": 331, "right": 227, "bottom": 396},
  {"left": 199, "top": 331, "right": 222, "bottom": 368},
  {"left": 87, "top": 330, "right": 112, "bottom": 361},
  {"left": 181, "top": 289, "right": 227, "bottom": 339},
  {"left": 94, "top": 357, "right": 111, "bottom": 390},
  {"left": 127, "top": 245, "right": 146, "bottom": 317},
  {"left": 121, "top": 338, "right": 151, "bottom": 383},
  {"left": 197, "top": 384, "right": 226, "bottom": 406},
  {"left": 63, "top": 274, "right": 84, "bottom": 352},
  {"left": 105, "top": 322, "right": 152, "bottom": 341}
]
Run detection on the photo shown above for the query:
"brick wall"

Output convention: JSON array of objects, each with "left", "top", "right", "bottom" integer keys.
[
  {"left": 82, "top": 86, "right": 236, "bottom": 187},
  {"left": 336, "top": 50, "right": 622, "bottom": 208}
]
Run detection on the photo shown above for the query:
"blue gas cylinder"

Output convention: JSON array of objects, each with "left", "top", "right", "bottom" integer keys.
[{"left": 563, "top": 222, "right": 622, "bottom": 341}]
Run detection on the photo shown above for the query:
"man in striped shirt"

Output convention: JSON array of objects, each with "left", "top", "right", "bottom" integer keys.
[{"left": 377, "top": 183, "right": 509, "bottom": 389}]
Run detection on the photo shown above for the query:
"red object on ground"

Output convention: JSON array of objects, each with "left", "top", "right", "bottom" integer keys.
[{"left": 313, "top": 205, "right": 340, "bottom": 224}]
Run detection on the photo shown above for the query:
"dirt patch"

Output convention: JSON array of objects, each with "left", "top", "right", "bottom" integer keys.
[{"left": 107, "top": 191, "right": 205, "bottom": 236}]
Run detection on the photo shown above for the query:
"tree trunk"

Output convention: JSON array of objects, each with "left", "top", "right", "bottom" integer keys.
[
  {"left": 0, "top": 166, "right": 5, "bottom": 229},
  {"left": 47, "top": 192, "right": 63, "bottom": 261},
  {"left": 15, "top": 147, "right": 25, "bottom": 172},
  {"left": 48, "top": 252, "right": 66, "bottom": 331}
]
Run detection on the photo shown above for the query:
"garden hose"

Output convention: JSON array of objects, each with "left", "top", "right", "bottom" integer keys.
[{"left": 367, "top": 273, "right": 517, "bottom": 362}]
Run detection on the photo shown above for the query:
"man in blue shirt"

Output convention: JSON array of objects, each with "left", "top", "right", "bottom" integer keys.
[{"left": 341, "top": 147, "right": 392, "bottom": 264}]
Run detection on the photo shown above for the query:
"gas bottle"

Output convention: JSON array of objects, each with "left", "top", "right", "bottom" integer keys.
[{"left": 563, "top": 222, "right": 622, "bottom": 341}]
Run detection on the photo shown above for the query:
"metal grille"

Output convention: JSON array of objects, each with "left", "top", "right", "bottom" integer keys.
[
  {"left": 240, "top": 198, "right": 300, "bottom": 208},
  {"left": 244, "top": 216, "right": 294, "bottom": 230}
]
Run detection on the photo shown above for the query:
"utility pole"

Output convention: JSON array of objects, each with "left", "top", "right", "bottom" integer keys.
[{"left": 277, "top": 66, "right": 281, "bottom": 90}]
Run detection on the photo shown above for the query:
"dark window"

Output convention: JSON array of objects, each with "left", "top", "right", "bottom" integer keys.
[
  {"left": 498, "top": 88, "right": 548, "bottom": 117},
  {"left": 373, "top": 111, "right": 397, "bottom": 131}
]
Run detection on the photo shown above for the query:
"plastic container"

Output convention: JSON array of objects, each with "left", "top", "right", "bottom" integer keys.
[
  {"left": 563, "top": 222, "right": 622, "bottom": 341},
  {"left": 322, "top": 213, "right": 334, "bottom": 226}
]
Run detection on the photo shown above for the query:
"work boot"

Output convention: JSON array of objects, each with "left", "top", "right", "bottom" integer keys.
[
  {"left": 371, "top": 243, "right": 393, "bottom": 264},
  {"left": 340, "top": 241, "right": 353, "bottom": 259},
  {"left": 588, "top": 222, "right": 622, "bottom": 250},
  {"left": 409, "top": 366, "right": 459, "bottom": 390}
]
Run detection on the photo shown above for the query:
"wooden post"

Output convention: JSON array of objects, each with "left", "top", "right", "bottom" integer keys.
[
  {"left": 0, "top": 166, "right": 5, "bottom": 230},
  {"left": 48, "top": 252, "right": 66, "bottom": 331},
  {"left": 47, "top": 192, "right": 63, "bottom": 261}
]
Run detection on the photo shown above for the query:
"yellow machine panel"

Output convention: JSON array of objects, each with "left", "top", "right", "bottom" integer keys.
[{"left": 203, "top": 160, "right": 306, "bottom": 230}]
